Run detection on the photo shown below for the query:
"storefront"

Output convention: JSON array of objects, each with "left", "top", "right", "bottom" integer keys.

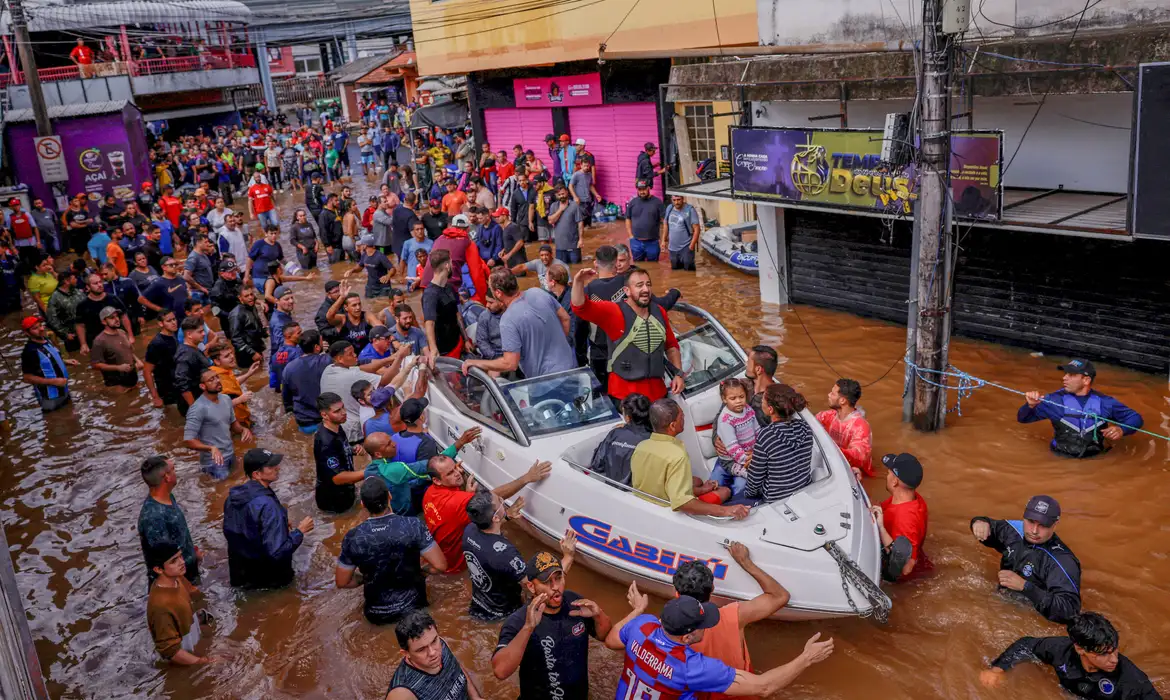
[
  {"left": 468, "top": 59, "right": 669, "bottom": 207},
  {"left": 4, "top": 100, "right": 151, "bottom": 213}
]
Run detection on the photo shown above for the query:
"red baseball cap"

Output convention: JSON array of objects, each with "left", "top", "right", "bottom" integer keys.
[
  {"left": 7, "top": 197, "right": 19, "bottom": 206},
  {"left": 21, "top": 316, "right": 42, "bottom": 331},
  {"left": 558, "top": 134, "right": 570, "bottom": 143},
  {"left": 141, "top": 182, "right": 153, "bottom": 189},
  {"left": 491, "top": 207, "right": 509, "bottom": 218}
]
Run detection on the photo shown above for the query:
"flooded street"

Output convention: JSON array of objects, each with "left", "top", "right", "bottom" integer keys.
[{"left": 1, "top": 177, "right": 1168, "bottom": 699}]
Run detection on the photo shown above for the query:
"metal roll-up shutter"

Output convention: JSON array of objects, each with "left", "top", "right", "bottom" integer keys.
[
  {"left": 787, "top": 210, "right": 913, "bottom": 323},
  {"left": 952, "top": 229, "right": 1170, "bottom": 372},
  {"left": 484, "top": 108, "right": 553, "bottom": 163},
  {"left": 568, "top": 103, "right": 661, "bottom": 206}
]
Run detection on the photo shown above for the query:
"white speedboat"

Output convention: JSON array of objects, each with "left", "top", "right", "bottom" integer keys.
[
  {"left": 424, "top": 304, "right": 889, "bottom": 621},
  {"left": 701, "top": 223, "right": 759, "bottom": 276}
]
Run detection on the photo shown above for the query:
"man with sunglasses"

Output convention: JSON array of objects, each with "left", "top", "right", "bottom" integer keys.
[{"left": 139, "top": 257, "right": 190, "bottom": 321}]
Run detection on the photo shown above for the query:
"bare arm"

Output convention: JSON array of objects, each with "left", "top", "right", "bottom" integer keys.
[
  {"left": 555, "top": 305, "right": 570, "bottom": 336},
  {"left": 335, "top": 565, "right": 360, "bottom": 588},
  {"left": 724, "top": 635, "right": 832, "bottom": 696},
  {"left": 492, "top": 460, "right": 550, "bottom": 500},
  {"left": 728, "top": 542, "right": 790, "bottom": 626},
  {"left": 465, "top": 351, "right": 520, "bottom": 375},
  {"left": 324, "top": 292, "right": 347, "bottom": 326}
]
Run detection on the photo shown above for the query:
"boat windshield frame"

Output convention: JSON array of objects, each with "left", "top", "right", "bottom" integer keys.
[
  {"left": 670, "top": 303, "right": 748, "bottom": 398},
  {"left": 430, "top": 361, "right": 619, "bottom": 443},
  {"left": 495, "top": 367, "right": 620, "bottom": 439}
]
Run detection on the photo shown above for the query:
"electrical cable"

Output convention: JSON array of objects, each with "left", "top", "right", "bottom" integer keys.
[
  {"left": 709, "top": 0, "right": 722, "bottom": 50},
  {"left": 1000, "top": 0, "right": 1095, "bottom": 176},
  {"left": 601, "top": 0, "right": 643, "bottom": 48}
]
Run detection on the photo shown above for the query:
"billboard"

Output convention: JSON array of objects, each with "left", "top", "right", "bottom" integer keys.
[
  {"left": 729, "top": 126, "right": 1003, "bottom": 221},
  {"left": 513, "top": 72, "right": 602, "bottom": 108}
]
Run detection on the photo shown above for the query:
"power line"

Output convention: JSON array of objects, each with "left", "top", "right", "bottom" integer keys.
[
  {"left": 601, "top": 0, "right": 643, "bottom": 49},
  {"left": 709, "top": 0, "right": 722, "bottom": 49}
]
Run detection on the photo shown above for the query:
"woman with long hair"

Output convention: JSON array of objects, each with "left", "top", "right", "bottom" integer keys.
[
  {"left": 742, "top": 383, "right": 815, "bottom": 504},
  {"left": 589, "top": 392, "right": 652, "bottom": 486}
]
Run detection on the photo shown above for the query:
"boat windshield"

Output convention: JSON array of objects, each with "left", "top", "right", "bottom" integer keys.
[
  {"left": 674, "top": 317, "right": 745, "bottom": 396},
  {"left": 497, "top": 368, "right": 620, "bottom": 438}
]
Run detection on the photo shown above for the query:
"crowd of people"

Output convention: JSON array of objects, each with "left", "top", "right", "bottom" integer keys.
[{"left": 5, "top": 96, "right": 1160, "bottom": 699}]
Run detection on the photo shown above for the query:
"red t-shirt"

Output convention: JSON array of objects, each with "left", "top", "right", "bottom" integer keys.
[
  {"left": 70, "top": 46, "right": 94, "bottom": 65},
  {"left": 881, "top": 494, "right": 932, "bottom": 579},
  {"left": 571, "top": 296, "right": 679, "bottom": 401},
  {"left": 497, "top": 161, "right": 515, "bottom": 181},
  {"left": 160, "top": 195, "right": 182, "bottom": 227},
  {"left": 248, "top": 183, "right": 275, "bottom": 214},
  {"left": 422, "top": 485, "right": 473, "bottom": 573}
]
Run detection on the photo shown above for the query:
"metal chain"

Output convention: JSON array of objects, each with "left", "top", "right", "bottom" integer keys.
[{"left": 826, "top": 541, "right": 892, "bottom": 624}]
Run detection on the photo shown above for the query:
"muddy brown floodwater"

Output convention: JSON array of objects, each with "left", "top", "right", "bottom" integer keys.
[{"left": 1, "top": 177, "right": 1168, "bottom": 700}]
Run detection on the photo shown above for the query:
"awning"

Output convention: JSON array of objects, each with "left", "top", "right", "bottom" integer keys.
[
  {"left": 330, "top": 51, "right": 399, "bottom": 84},
  {"left": 668, "top": 178, "right": 1131, "bottom": 239},
  {"left": 1, "top": 0, "right": 252, "bottom": 33},
  {"left": 4, "top": 99, "right": 129, "bottom": 123},
  {"left": 144, "top": 103, "right": 237, "bottom": 122},
  {"left": 410, "top": 100, "right": 468, "bottom": 131}
]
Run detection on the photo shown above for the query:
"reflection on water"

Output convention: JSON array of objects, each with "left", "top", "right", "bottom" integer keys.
[{"left": 1, "top": 179, "right": 1168, "bottom": 699}]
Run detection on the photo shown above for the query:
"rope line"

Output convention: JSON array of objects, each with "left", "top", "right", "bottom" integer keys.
[{"left": 905, "top": 361, "right": 1170, "bottom": 442}]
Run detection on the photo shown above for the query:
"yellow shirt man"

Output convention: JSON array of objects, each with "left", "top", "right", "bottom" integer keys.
[{"left": 630, "top": 433, "right": 694, "bottom": 510}]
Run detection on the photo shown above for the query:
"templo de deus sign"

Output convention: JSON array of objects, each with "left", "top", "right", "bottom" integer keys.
[{"left": 730, "top": 126, "right": 1003, "bottom": 221}]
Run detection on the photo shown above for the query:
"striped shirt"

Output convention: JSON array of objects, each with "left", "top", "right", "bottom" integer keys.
[{"left": 745, "top": 419, "right": 814, "bottom": 502}]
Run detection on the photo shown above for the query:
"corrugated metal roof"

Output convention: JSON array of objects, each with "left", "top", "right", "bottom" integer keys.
[
  {"left": 4, "top": 100, "right": 130, "bottom": 124},
  {"left": 0, "top": 1, "right": 251, "bottom": 33},
  {"left": 330, "top": 52, "right": 398, "bottom": 84}
]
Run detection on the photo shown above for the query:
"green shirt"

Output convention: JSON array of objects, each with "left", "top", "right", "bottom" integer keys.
[{"left": 364, "top": 445, "right": 456, "bottom": 514}]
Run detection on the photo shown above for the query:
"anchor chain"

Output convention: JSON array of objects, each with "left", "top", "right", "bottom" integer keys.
[{"left": 825, "top": 541, "right": 892, "bottom": 624}]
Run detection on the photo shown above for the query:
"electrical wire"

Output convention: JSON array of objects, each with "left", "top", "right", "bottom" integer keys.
[
  {"left": 709, "top": 0, "right": 722, "bottom": 50},
  {"left": 601, "top": 0, "right": 643, "bottom": 48},
  {"left": 977, "top": 0, "right": 1107, "bottom": 31},
  {"left": 1000, "top": 0, "right": 1096, "bottom": 176}
]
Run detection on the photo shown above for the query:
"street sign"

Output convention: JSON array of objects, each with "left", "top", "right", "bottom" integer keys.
[{"left": 34, "top": 136, "right": 68, "bottom": 183}]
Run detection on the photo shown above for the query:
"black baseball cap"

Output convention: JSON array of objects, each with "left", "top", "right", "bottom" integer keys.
[
  {"left": 881, "top": 453, "right": 923, "bottom": 489},
  {"left": 400, "top": 397, "right": 429, "bottom": 424},
  {"left": 635, "top": 179, "right": 650, "bottom": 189},
  {"left": 661, "top": 595, "right": 720, "bottom": 636},
  {"left": 324, "top": 280, "right": 341, "bottom": 292},
  {"left": 644, "top": 142, "right": 657, "bottom": 151},
  {"left": 243, "top": 448, "right": 283, "bottom": 476},
  {"left": 1024, "top": 495, "right": 1060, "bottom": 527},
  {"left": 525, "top": 551, "right": 563, "bottom": 582},
  {"left": 1057, "top": 358, "right": 1096, "bottom": 378},
  {"left": 369, "top": 325, "right": 392, "bottom": 340}
]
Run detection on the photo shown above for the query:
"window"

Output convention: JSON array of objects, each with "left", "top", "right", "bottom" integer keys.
[
  {"left": 294, "top": 57, "right": 322, "bottom": 74},
  {"left": 683, "top": 104, "right": 716, "bottom": 163},
  {"left": 434, "top": 370, "right": 517, "bottom": 442}
]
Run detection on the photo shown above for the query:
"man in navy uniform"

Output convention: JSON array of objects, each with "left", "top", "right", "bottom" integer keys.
[
  {"left": 1018, "top": 359, "right": 1143, "bottom": 458},
  {"left": 970, "top": 495, "right": 1081, "bottom": 623}
]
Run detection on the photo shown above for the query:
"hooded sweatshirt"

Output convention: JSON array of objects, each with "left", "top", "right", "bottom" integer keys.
[
  {"left": 223, "top": 479, "right": 303, "bottom": 589},
  {"left": 419, "top": 227, "right": 488, "bottom": 304}
]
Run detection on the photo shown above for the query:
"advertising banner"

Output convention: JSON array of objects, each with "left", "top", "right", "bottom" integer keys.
[
  {"left": 513, "top": 72, "right": 602, "bottom": 108},
  {"left": 730, "top": 126, "right": 1002, "bottom": 220},
  {"left": 71, "top": 140, "right": 137, "bottom": 206}
]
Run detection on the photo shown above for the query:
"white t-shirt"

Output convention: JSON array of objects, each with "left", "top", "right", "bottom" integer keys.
[{"left": 319, "top": 364, "right": 382, "bottom": 443}]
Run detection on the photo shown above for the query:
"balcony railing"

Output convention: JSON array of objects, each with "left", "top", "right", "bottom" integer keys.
[{"left": 0, "top": 52, "right": 256, "bottom": 86}]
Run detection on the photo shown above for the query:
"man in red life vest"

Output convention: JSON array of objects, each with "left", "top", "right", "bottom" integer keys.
[
  {"left": 6, "top": 198, "right": 42, "bottom": 275},
  {"left": 418, "top": 214, "right": 488, "bottom": 304}
]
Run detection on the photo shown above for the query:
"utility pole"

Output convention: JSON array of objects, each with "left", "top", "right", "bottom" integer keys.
[
  {"left": 9, "top": 0, "right": 52, "bottom": 137},
  {"left": 909, "top": 0, "right": 955, "bottom": 431}
]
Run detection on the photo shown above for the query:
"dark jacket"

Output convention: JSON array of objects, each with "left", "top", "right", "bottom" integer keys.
[
  {"left": 992, "top": 635, "right": 1160, "bottom": 699},
  {"left": 305, "top": 182, "right": 325, "bottom": 213},
  {"left": 223, "top": 479, "right": 303, "bottom": 589},
  {"left": 509, "top": 184, "right": 536, "bottom": 231},
  {"left": 317, "top": 208, "right": 342, "bottom": 247},
  {"left": 228, "top": 303, "right": 266, "bottom": 365},
  {"left": 971, "top": 517, "right": 1082, "bottom": 623},
  {"left": 209, "top": 276, "right": 241, "bottom": 323},
  {"left": 590, "top": 423, "right": 650, "bottom": 485}
]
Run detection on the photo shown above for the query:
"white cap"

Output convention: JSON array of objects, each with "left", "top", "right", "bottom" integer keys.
[
  {"left": 452, "top": 214, "right": 471, "bottom": 228},
  {"left": 575, "top": 138, "right": 586, "bottom": 147}
]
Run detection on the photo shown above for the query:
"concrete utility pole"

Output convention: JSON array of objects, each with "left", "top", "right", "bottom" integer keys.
[
  {"left": 9, "top": 0, "right": 52, "bottom": 137},
  {"left": 909, "top": 0, "right": 955, "bottom": 431}
]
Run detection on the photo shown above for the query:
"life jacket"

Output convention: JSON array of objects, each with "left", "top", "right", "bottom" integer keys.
[
  {"left": 420, "top": 228, "right": 488, "bottom": 303},
  {"left": 9, "top": 212, "right": 34, "bottom": 240},
  {"left": 1052, "top": 392, "right": 1107, "bottom": 458},
  {"left": 607, "top": 302, "right": 667, "bottom": 382},
  {"left": 391, "top": 430, "right": 425, "bottom": 464}
]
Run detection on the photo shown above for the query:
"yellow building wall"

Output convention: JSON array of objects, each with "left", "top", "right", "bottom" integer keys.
[
  {"left": 411, "top": 0, "right": 757, "bottom": 76},
  {"left": 710, "top": 101, "right": 743, "bottom": 226}
]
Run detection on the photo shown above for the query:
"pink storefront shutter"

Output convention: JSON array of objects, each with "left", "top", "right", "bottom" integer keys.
[{"left": 568, "top": 103, "right": 661, "bottom": 208}]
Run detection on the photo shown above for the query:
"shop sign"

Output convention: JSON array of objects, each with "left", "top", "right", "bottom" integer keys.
[{"left": 513, "top": 72, "right": 602, "bottom": 108}]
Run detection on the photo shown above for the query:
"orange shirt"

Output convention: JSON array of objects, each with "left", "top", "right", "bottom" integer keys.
[
  {"left": 421, "top": 484, "right": 473, "bottom": 573},
  {"left": 441, "top": 191, "right": 467, "bottom": 218},
  {"left": 211, "top": 365, "right": 251, "bottom": 426},
  {"left": 690, "top": 602, "right": 755, "bottom": 700},
  {"left": 106, "top": 241, "right": 128, "bottom": 277}
]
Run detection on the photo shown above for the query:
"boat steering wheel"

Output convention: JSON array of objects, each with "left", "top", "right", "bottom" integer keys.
[{"left": 531, "top": 398, "right": 568, "bottom": 418}]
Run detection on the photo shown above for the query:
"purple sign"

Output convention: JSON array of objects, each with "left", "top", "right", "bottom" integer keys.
[{"left": 4, "top": 105, "right": 150, "bottom": 216}]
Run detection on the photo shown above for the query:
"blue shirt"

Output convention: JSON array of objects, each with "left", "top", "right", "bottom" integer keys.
[
  {"left": 156, "top": 220, "right": 175, "bottom": 255},
  {"left": 281, "top": 353, "right": 332, "bottom": 426},
  {"left": 616, "top": 614, "right": 736, "bottom": 699},
  {"left": 358, "top": 342, "right": 392, "bottom": 364},
  {"left": 248, "top": 240, "right": 283, "bottom": 279},
  {"left": 1017, "top": 390, "right": 1143, "bottom": 434},
  {"left": 476, "top": 222, "right": 504, "bottom": 262},
  {"left": 88, "top": 232, "right": 111, "bottom": 264},
  {"left": 400, "top": 237, "right": 433, "bottom": 271},
  {"left": 387, "top": 324, "right": 428, "bottom": 355},
  {"left": 338, "top": 512, "right": 436, "bottom": 621}
]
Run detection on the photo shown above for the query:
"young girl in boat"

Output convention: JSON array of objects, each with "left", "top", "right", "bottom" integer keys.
[{"left": 711, "top": 379, "right": 758, "bottom": 498}]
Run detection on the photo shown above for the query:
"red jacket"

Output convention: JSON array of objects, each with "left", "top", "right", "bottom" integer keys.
[
  {"left": 362, "top": 205, "right": 376, "bottom": 231},
  {"left": 420, "top": 227, "right": 488, "bottom": 304}
]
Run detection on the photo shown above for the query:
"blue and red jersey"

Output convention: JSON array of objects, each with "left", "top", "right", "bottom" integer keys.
[{"left": 616, "top": 614, "right": 736, "bottom": 699}]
